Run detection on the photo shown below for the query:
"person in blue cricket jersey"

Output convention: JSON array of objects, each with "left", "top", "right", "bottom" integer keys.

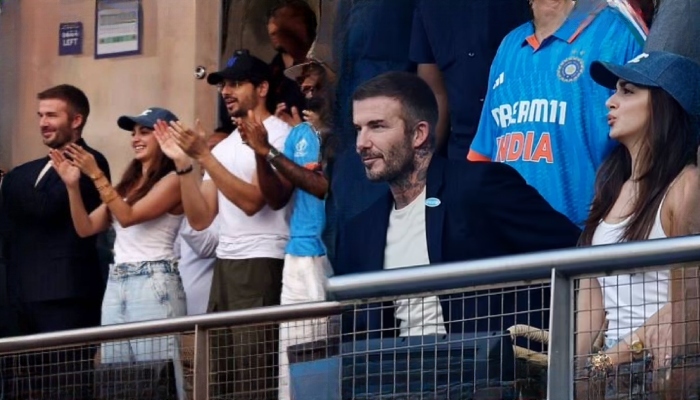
[
  {"left": 468, "top": 0, "right": 645, "bottom": 227},
  {"left": 237, "top": 58, "right": 336, "bottom": 400}
]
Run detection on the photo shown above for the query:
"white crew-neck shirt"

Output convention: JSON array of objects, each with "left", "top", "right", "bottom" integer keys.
[
  {"left": 204, "top": 115, "right": 292, "bottom": 260},
  {"left": 384, "top": 187, "right": 447, "bottom": 337}
]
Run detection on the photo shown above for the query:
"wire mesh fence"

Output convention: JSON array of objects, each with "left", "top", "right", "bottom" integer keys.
[
  {"left": 0, "top": 331, "right": 194, "bottom": 400},
  {"left": 0, "top": 344, "right": 97, "bottom": 400},
  {"left": 0, "top": 262, "right": 699, "bottom": 399},
  {"left": 208, "top": 322, "right": 278, "bottom": 400},
  {"left": 573, "top": 264, "right": 700, "bottom": 399},
  {"left": 0, "top": 283, "right": 554, "bottom": 400},
  {"left": 281, "top": 282, "right": 553, "bottom": 400}
]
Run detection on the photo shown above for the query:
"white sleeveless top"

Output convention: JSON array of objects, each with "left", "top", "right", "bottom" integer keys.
[
  {"left": 593, "top": 191, "right": 671, "bottom": 342},
  {"left": 113, "top": 211, "right": 183, "bottom": 264}
]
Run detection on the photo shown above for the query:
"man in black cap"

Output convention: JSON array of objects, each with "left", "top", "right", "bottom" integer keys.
[
  {"left": 155, "top": 49, "right": 292, "bottom": 399},
  {"left": 217, "top": 0, "right": 316, "bottom": 133}
]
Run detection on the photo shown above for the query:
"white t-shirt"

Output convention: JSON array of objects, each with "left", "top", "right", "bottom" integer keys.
[
  {"left": 204, "top": 116, "right": 292, "bottom": 260},
  {"left": 384, "top": 187, "right": 447, "bottom": 337}
]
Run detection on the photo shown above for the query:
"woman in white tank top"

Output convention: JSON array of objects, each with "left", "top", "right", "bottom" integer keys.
[
  {"left": 49, "top": 107, "right": 187, "bottom": 399},
  {"left": 575, "top": 52, "right": 700, "bottom": 393}
]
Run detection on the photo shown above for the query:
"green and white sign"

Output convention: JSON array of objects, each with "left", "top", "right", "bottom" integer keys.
[{"left": 95, "top": 0, "right": 141, "bottom": 59}]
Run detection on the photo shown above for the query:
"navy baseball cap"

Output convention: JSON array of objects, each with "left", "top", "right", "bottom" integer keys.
[
  {"left": 591, "top": 51, "right": 700, "bottom": 115},
  {"left": 207, "top": 49, "right": 271, "bottom": 86},
  {"left": 117, "top": 107, "right": 179, "bottom": 131}
]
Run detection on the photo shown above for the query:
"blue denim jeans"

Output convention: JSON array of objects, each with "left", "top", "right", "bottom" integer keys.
[{"left": 100, "top": 260, "right": 187, "bottom": 399}]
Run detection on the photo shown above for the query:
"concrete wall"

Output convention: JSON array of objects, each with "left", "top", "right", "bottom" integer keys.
[
  {"left": 0, "top": 0, "right": 336, "bottom": 177},
  {"left": 0, "top": 0, "right": 219, "bottom": 179}
]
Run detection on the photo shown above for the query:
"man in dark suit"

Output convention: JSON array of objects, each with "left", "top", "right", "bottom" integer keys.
[
  {"left": 336, "top": 71, "right": 581, "bottom": 339},
  {"left": 0, "top": 84, "right": 109, "bottom": 398}
]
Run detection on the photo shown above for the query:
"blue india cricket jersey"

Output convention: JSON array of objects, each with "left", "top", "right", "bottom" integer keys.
[
  {"left": 469, "top": 5, "right": 644, "bottom": 226},
  {"left": 284, "top": 122, "right": 327, "bottom": 257}
]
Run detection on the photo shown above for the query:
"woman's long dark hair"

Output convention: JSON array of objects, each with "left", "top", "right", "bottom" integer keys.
[
  {"left": 114, "top": 139, "right": 175, "bottom": 205},
  {"left": 579, "top": 87, "right": 699, "bottom": 245}
]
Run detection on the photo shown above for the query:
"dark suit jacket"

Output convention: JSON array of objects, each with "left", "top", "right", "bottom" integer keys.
[
  {"left": 335, "top": 156, "right": 581, "bottom": 338},
  {"left": 0, "top": 138, "right": 111, "bottom": 303}
]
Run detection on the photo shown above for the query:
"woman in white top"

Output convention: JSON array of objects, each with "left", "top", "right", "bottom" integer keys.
[
  {"left": 49, "top": 107, "right": 187, "bottom": 398},
  {"left": 576, "top": 52, "right": 700, "bottom": 386}
]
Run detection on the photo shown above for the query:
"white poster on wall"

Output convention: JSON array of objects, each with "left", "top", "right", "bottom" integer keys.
[{"left": 95, "top": 0, "right": 141, "bottom": 59}]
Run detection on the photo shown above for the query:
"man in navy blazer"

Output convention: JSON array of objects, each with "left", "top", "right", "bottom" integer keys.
[
  {"left": 0, "top": 85, "right": 109, "bottom": 398},
  {"left": 335, "top": 72, "right": 581, "bottom": 339},
  {"left": 0, "top": 84, "right": 109, "bottom": 336}
]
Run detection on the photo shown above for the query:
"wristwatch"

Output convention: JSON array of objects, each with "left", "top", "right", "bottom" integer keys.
[
  {"left": 625, "top": 333, "right": 646, "bottom": 361},
  {"left": 265, "top": 146, "right": 281, "bottom": 162}
]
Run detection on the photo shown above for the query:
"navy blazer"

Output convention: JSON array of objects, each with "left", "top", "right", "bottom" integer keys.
[
  {"left": 0, "top": 139, "right": 111, "bottom": 302},
  {"left": 335, "top": 156, "right": 581, "bottom": 338}
]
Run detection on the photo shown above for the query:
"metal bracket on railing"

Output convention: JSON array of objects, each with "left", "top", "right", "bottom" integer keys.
[
  {"left": 547, "top": 268, "right": 574, "bottom": 400},
  {"left": 192, "top": 324, "right": 209, "bottom": 400}
]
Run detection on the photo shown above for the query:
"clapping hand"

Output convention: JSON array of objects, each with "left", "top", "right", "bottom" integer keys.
[
  {"left": 165, "top": 119, "right": 210, "bottom": 160},
  {"left": 48, "top": 149, "right": 81, "bottom": 188},
  {"left": 63, "top": 144, "right": 102, "bottom": 178},
  {"left": 238, "top": 110, "right": 272, "bottom": 156},
  {"left": 154, "top": 119, "right": 189, "bottom": 164}
]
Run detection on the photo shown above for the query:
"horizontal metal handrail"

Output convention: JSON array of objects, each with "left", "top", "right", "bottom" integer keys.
[
  {"left": 326, "top": 235, "right": 700, "bottom": 300},
  {"left": 0, "top": 301, "right": 345, "bottom": 354},
  {"left": 3, "top": 235, "right": 700, "bottom": 355}
]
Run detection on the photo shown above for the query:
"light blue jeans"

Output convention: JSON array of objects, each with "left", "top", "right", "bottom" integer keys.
[{"left": 100, "top": 260, "right": 187, "bottom": 400}]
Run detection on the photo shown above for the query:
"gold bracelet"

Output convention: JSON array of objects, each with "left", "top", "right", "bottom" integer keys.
[
  {"left": 93, "top": 175, "right": 109, "bottom": 187},
  {"left": 89, "top": 171, "right": 105, "bottom": 181},
  {"left": 100, "top": 188, "right": 119, "bottom": 204},
  {"left": 102, "top": 193, "right": 119, "bottom": 204},
  {"left": 590, "top": 351, "right": 613, "bottom": 375}
]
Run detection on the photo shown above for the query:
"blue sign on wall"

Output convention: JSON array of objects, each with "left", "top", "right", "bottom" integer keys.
[{"left": 59, "top": 22, "right": 83, "bottom": 56}]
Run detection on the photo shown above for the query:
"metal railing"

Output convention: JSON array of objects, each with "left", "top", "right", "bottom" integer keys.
[
  {"left": 326, "top": 235, "right": 700, "bottom": 300},
  {"left": 325, "top": 235, "right": 700, "bottom": 399},
  {"left": 0, "top": 302, "right": 345, "bottom": 355},
  {"left": 0, "top": 302, "right": 345, "bottom": 400},
  {"left": 1, "top": 235, "right": 699, "bottom": 399}
]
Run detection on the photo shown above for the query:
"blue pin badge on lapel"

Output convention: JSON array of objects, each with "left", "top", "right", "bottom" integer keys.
[{"left": 425, "top": 197, "right": 441, "bottom": 207}]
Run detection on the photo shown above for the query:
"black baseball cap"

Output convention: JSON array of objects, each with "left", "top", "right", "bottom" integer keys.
[
  {"left": 117, "top": 107, "right": 179, "bottom": 131},
  {"left": 207, "top": 49, "right": 272, "bottom": 86}
]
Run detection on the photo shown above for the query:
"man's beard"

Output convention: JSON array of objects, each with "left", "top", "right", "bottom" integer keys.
[
  {"left": 228, "top": 95, "right": 257, "bottom": 119},
  {"left": 380, "top": 154, "right": 415, "bottom": 184},
  {"left": 362, "top": 139, "right": 415, "bottom": 183},
  {"left": 230, "top": 108, "right": 248, "bottom": 119},
  {"left": 44, "top": 126, "right": 74, "bottom": 149}
]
